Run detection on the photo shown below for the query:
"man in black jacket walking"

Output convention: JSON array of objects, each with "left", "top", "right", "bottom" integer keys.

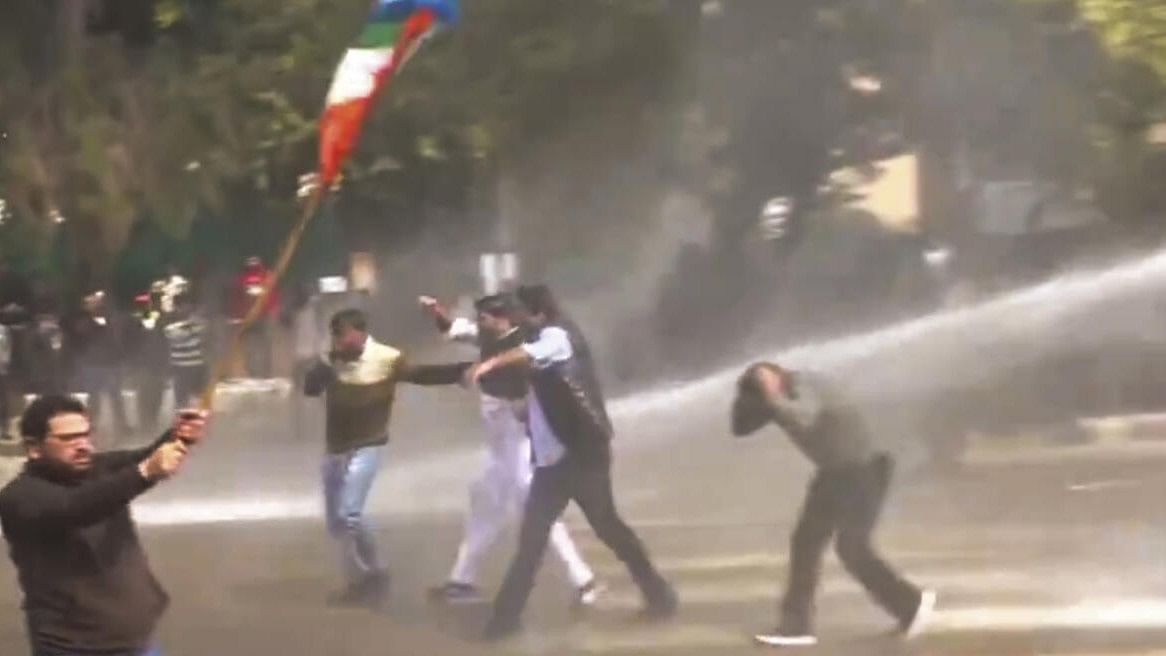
[
  {"left": 473, "top": 285, "right": 676, "bottom": 641},
  {"left": 0, "top": 395, "right": 207, "bottom": 656},
  {"left": 417, "top": 293, "right": 598, "bottom": 607},
  {"left": 731, "top": 362, "right": 935, "bottom": 647}
]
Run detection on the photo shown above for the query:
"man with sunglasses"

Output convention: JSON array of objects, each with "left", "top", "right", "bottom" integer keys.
[{"left": 0, "top": 395, "right": 208, "bottom": 656}]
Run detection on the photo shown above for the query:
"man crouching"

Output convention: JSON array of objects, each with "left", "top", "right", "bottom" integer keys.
[{"left": 732, "top": 362, "right": 935, "bottom": 647}]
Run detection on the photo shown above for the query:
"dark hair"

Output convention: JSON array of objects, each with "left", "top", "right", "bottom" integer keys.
[
  {"left": 330, "top": 308, "right": 367, "bottom": 335},
  {"left": 21, "top": 395, "right": 87, "bottom": 442},
  {"left": 474, "top": 293, "right": 517, "bottom": 320},
  {"left": 515, "top": 284, "right": 560, "bottom": 321}
]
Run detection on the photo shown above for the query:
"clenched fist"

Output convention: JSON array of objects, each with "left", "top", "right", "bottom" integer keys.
[
  {"left": 138, "top": 441, "right": 190, "bottom": 482},
  {"left": 172, "top": 409, "right": 210, "bottom": 445}
]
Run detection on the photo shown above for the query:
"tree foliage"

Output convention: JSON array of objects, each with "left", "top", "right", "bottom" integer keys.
[
  {"left": 3, "top": 0, "right": 1166, "bottom": 298},
  {"left": 1076, "top": 0, "right": 1166, "bottom": 79},
  {"left": 0, "top": 0, "right": 690, "bottom": 289}
]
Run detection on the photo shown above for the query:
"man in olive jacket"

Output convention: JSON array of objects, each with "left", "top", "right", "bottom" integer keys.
[{"left": 304, "top": 308, "right": 467, "bottom": 608}]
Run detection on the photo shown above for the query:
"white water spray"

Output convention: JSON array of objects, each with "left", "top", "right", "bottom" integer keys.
[
  {"left": 132, "top": 248, "right": 1166, "bottom": 525},
  {"left": 612, "top": 247, "right": 1166, "bottom": 419}
]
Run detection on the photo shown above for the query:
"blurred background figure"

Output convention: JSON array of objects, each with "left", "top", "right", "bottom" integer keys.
[
  {"left": 67, "top": 290, "right": 131, "bottom": 436},
  {"left": 288, "top": 282, "right": 324, "bottom": 439},
  {"left": 229, "top": 256, "right": 279, "bottom": 380},
  {"left": 165, "top": 293, "right": 211, "bottom": 411},
  {"left": 0, "top": 319, "right": 10, "bottom": 441}
]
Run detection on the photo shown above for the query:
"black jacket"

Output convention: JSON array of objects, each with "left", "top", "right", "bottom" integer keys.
[
  {"left": 529, "top": 318, "right": 614, "bottom": 465},
  {"left": 0, "top": 434, "right": 172, "bottom": 652},
  {"left": 68, "top": 311, "right": 128, "bottom": 369}
]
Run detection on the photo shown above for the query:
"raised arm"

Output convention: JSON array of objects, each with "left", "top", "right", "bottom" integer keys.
[
  {"left": 0, "top": 442, "right": 189, "bottom": 531},
  {"left": 419, "top": 295, "right": 479, "bottom": 345}
]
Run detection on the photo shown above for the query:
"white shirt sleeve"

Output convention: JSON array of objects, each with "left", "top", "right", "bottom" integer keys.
[
  {"left": 447, "top": 317, "right": 480, "bottom": 344},
  {"left": 522, "top": 327, "right": 572, "bottom": 369}
]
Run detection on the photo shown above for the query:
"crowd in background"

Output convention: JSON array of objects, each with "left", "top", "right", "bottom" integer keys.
[{"left": 0, "top": 256, "right": 316, "bottom": 442}]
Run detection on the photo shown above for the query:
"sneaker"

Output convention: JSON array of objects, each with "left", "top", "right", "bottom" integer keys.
[
  {"left": 753, "top": 629, "right": 818, "bottom": 647},
  {"left": 903, "top": 589, "right": 937, "bottom": 638},
  {"left": 427, "top": 581, "right": 483, "bottom": 605},
  {"left": 571, "top": 578, "right": 606, "bottom": 612}
]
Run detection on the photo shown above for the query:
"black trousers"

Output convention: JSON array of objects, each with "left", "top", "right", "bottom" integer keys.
[
  {"left": 136, "top": 371, "right": 165, "bottom": 434},
  {"left": 490, "top": 456, "right": 671, "bottom": 625},
  {"left": 0, "top": 373, "right": 9, "bottom": 438},
  {"left": 243, "top": 321, "right": 272, "bottom": 379},
  {"left": 172, "top": 365, "right": 208, "bottom": 410},
  {"left": 781, "top": 453, "right": 921, "bottom": 632},
  {"left": 76, "top": 365, "right": 130, "bottom": 432}
]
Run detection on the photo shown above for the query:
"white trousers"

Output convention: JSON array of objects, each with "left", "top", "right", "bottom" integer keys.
[{"left": 449, "top": 394, "right": 594, "bottom": 589}]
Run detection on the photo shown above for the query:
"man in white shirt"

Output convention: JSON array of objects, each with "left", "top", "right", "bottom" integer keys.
[
  {"left": 419, "top": 294, "right": 599, "bottom": 608},
  {"left": 472, "top": 285, "right": 676, "bottom": 641}
]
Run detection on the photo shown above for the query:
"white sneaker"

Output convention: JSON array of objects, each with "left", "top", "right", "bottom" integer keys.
[
  {"left": 571, "top": 579, "right": 606, "bottom": 611},
  {"left": 754, "top": 630, "right": 818, "bottom": 647},
  {"left": 904, "top": 589, "right": 937, "bottom": 639}
]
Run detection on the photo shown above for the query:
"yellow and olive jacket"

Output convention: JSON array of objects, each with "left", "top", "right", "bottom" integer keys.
[{"left": 303, "top": 337, "right": 468, "bottom": 454}]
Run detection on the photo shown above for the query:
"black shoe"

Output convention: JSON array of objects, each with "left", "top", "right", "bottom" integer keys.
[
  {"left": 427, "top": 581, "right": 483, "bottom": 605},
  {"left": 638, "top": 583, "right": 678, "bottom": 622},
  {"left": 480, "top": 617, "right": 522, "bottom": 643},
  {"left": 327, "top": 572, "right": 389, "bottom": 609},
  {"left": 364, "top": 571, "right": 390, "bottom": 608},
  {"left": 326, "top": 583, "right": 368, "bottom": 608}
]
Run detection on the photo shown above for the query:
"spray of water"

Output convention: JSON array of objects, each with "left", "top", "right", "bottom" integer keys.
[
  {"left": 136, "top": 248, "right": 1166, "bottom": 526},
  {"left": 613, "top": 246, "right": 1166, "bottom": 420}
]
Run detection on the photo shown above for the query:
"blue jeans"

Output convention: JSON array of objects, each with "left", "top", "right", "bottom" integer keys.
[{"left": 322, "top": 444, "right": 385, "bottom": 583}]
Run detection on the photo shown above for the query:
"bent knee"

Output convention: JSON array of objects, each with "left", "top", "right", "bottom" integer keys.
[{"left": 834, "top": 535, "right": 874, "bottom": 564}]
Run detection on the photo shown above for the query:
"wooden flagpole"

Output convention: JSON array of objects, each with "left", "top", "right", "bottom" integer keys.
[{"left": 197, "top": 185, "right": 326, "bottom": 411}]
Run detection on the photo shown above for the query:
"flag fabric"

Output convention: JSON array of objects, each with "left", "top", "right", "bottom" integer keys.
[{"left": 318, "top": 0, "right": 458, "bottom": 185}]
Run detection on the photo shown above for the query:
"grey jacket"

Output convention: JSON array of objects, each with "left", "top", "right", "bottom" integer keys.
[{"left": 732, "top": 366, "right": 878, "bottom": 470}]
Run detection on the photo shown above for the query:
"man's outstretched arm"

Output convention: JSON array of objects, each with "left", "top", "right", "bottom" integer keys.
[{"left": 398, "top": 359, "right": 475, "bottom": 386}]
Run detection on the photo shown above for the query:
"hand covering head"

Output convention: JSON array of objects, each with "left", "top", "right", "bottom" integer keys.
[{"left": 731, "top": 362, "right": 782, "bottom": 437}]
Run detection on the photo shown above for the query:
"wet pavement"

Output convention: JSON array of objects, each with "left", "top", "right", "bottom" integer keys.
[{"left": 3, "top": 386, "right": 1166, "bottom": 655}]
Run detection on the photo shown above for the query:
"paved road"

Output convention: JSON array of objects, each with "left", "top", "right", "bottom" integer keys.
[{"left": 3, "top": 386, "right": 1166, "bottom": 655}]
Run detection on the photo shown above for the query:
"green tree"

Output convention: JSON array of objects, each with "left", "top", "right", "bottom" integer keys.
[{"left": 1076, "top": 0, "right": 1166, "bottom": 78}]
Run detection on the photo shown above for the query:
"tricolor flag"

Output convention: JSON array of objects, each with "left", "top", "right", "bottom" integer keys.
[{"left": 319, "top": 0, "right": 458, "bottom": 185}]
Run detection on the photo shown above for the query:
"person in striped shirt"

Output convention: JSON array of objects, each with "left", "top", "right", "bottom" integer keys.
[{"left": 162, "top": 294, "right": 208, "bottom": 410}]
